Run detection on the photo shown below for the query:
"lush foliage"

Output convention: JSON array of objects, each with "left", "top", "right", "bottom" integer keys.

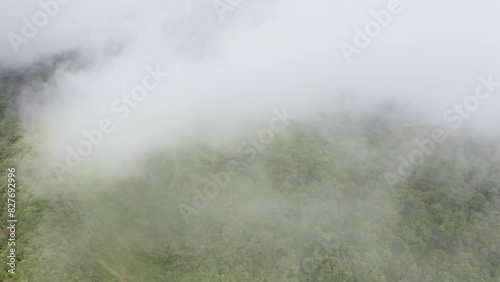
[{"left": 0, "top": 80, "right": 499, "bottom": 281}]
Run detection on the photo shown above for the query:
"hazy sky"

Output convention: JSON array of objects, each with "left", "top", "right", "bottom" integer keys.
[{"left": 1, "top": 0, "right": 499, "bottom": 173}]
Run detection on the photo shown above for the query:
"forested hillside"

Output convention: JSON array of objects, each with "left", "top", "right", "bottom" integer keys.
[{"left": 0, "top": 74, "right": 499, "bottom": 281}]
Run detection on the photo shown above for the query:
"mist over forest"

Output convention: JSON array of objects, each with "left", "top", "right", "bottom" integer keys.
[{"left": 0, "top": 0, "right": 499, "bottom": 281}]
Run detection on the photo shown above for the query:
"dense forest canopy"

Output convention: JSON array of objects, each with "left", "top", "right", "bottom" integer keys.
[
  {"left": 1, "top": 1, "right": 500, "bottom": 281},
  {"left": 0, "top": 70, "right": 499, "bottom": 281}
]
